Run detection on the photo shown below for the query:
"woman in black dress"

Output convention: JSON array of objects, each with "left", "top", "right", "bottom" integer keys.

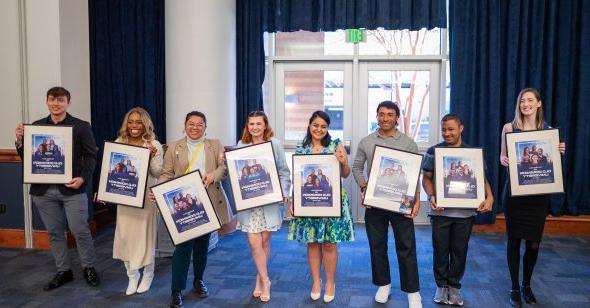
[{"left": 500, "top": 88, "right": 566, "bottom": 307}]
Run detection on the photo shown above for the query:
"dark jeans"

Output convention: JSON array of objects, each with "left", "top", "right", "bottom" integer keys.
[
  {"left": 365, "top": 208, "right": 420, "bottom": 293},
  {"left": 431, "top": 215, "right": 475, "bottom": 289},
  {"left": 171, "top": 233, "right": 211, "bottom": 291}
]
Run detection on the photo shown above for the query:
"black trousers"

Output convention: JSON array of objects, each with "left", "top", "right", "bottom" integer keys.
[
  {"left": 431, "top": 215, "right": 475, "bottom": 289},
  {"left": 171, "top": 233, "right": 211, "bottom": 292},
  {"left": 365, "top": 208, "right": 420, "bottom": 293}
]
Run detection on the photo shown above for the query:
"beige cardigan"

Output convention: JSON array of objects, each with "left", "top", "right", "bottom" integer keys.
[{"left": 159, "top": 137, "right": 232, "bottom": 225}]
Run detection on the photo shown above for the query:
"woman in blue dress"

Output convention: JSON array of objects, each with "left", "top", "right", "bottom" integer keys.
[
  {"left": 288, "top": 110, "right": 354, "bottom": 303},
  {"left": 500, "top": 88, "right": 566, "bottom": 307}
]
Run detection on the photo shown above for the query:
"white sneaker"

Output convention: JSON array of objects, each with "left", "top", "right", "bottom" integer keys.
[
  {"left": 375, "top": 284, "right": 391, "bottom": 303},
  {"left": 408, "top": 292, "right": 422, "bottom": 308}
]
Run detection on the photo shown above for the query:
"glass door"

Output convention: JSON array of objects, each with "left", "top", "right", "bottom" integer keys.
[
  {"left": 274, "top": 62, "right": 357, "bottom": 219},
  {"left": 354, "top": 62, "right": 441, "bottom": 223}
]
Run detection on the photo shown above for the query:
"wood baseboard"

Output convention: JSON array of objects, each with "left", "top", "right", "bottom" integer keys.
[
  {"left": 1, "top": 221, "right": 98, "bottom": 250},
  {"left": 473, "top": 214, "right": 590, "bottom": 235},
  {"left": 0, "top": 149, "right": 21, "bottom": 162},
  {"left": 0, "top": 229, "right": 25, "bottom": 248}
]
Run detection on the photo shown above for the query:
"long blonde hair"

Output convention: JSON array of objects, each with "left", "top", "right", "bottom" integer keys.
[
  {"left": 117, "top": 107, "right": 156, "bottom": 143},
  {"left": 511, "top": 88, "right": 545, "bottom": 130}
]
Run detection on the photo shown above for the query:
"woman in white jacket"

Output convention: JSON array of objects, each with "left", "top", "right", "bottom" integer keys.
[{"left": 111, "top": 107, "right": 163, "bottom": 295}]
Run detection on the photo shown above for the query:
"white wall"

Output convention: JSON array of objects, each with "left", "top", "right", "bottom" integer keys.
[
  {"left": 166, "top": 0, "right": 237, "bottom": 145},
  {"left": 0, "top": 0, "right": 91, "bottom": 149},
  {"left": 25, "top": 0, "right": 62, "bottom": 122},
  {"left": 59, "top": 0, "right": 91, "bottom": 121},
  {"left": 0, "top": 0, "right": 23, "bottom": 148}
]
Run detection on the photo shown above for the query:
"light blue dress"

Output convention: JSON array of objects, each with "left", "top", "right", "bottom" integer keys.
[{"left": 235, "top": 138, "right": 291, "bottom": 233}]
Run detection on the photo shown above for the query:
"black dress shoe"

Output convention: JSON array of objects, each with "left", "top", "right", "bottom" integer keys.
[
  {"left": 170, "top": 291, "right": 183, "bottom": 308},
  {"left": 521, "top": 285, "right": 537, "bottom": 304},
  {"left": 83, "top": 267, "right": 100, "bottom": 287},
  {"left": 509, "top": 289, "right": 522, "bottom": 308},
  {"left": 193, "top": 280, "right": 209, "bottom": 298},
  {"left": 43, "top": 270, "right": 74, "bottom": 291}
]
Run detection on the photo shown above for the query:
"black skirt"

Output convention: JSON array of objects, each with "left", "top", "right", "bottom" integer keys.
[{"left": 502, "top": 179, "right": 549, "bottom": 242}]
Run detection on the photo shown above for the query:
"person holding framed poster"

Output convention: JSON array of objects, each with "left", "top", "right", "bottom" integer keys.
[
  {"left": 421, "top": 114, "right": 494, "bottom": 306},
  {"left": 154, "top": 111, "right": 231, "bottom": 308},
  {"left": 233, "top": 111, "right": 291, "bottom": 302},
  {"left": 500, "top": 88, "right": 566, "bottom": 307},
  {"left": 108, "top": 107, "right": 163, "bottom": 295},
  {"left": 287, "top": 111, "right": 354, "bottom": 303},
  {"left": 14, "top": 87, "right": 100, "bottom": 290},
  {"left": 363, "top": 145, "right": 423, "bottom": 214},
  {"left": 352, "top": 101, "right": 422, "bottom": 307}
]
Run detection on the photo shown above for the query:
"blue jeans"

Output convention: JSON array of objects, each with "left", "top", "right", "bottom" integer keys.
[{"left": 31, "top": 185, "right": 96, "bottom": 271}]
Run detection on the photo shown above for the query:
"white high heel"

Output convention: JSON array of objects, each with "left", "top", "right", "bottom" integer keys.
[
  {"left": 310, "top": 279, "right": 322, "bottom": 300},
  {"left": 323, "top": 284, "right": 335, "bottom": 303}
]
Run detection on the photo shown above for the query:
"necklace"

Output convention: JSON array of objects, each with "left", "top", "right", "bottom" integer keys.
[{"left": 311, "top": 144, "right": 323, "bottom": 153}]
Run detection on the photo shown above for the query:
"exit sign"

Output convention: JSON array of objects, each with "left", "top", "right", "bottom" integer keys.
[{"left": 346, "top": 29, "right": 366, "bottom": 43}]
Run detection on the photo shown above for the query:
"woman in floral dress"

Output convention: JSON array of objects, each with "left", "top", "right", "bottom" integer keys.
[
  {"left": 235, "top": 111, "right": 291, "bottom": 302},
  {"left": 288, "top": 110, "right": 354, "bottom": 303}
]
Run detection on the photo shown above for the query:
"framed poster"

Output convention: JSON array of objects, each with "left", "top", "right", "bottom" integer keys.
[
  {"left": 363, "top": 145, "right": 423, "bottom": 214},
  {"left": 225, "top": 141, "right": 284, "bottom": 211},
  {"left": 435, "top": 147, "right": 485, "bottom": 208},
  {"left": 506, "top": 128, "right": 563, "bottom": 196},
  {"left": 292, "top": 154, "right": 341, "bottom": 217},
  {"left": 96, "top": 142, "right": 151, "bottom": 208},
  {"left": 23, "top": 124, "right": 73, "bottom": 184},
  {"left": 151, "top": 170, "right": 221, "bottom": 245}
]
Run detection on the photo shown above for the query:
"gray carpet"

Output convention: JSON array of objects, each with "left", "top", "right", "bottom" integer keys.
[{"left": 1, "top": 223, "right": 589, "bottom": 307}]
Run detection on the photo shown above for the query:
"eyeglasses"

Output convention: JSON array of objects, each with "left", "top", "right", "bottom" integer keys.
[{"left": 186, "top": 123, "right": 205, "bottom": 129}]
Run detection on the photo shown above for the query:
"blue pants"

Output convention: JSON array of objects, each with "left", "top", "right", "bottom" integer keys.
[{"left": 171, "top": 233, "right": 211, "bottom": 291}]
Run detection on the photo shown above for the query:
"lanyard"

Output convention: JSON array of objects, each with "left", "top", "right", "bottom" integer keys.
[{"left": 184, "top": 143, "right": 204, "bottom": 174}]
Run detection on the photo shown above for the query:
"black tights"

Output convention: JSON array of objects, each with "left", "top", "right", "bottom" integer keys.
[{"left": 507, "top": 237, "right": 540, "bottom": 290}]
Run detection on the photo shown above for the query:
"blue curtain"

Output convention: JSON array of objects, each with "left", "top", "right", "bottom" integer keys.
[
  {"left": 89, "top": 0, "right": 166, "bottom": 146},
  {"left": 236, "top": 0, "right": 447, "bottom": 139},
  {"left": 449, "top": 0, "right": 590, "bottom": 223}
]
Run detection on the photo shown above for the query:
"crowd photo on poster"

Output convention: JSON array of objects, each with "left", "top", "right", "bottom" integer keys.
[
  {"left": 374, "top": 157, "right": 409, "bottom": 202},
  {"left": 515, "top": 140, "right": 555, "bottom": 185},
  {"left": 442, "top": 156, "right": 478, "bottom": 199},
  {"left": 235, "top": 158, "right": 274, "bottom": 199},
  {"left": 106, "top": 152, "right": 141, "bottom": 197},
  {"left": 31, "top": 134, "right": 65, "bottom": 174},
  {"left": 163, "top": 186, "right": 210, "bottom": 233},
  {"left": 300, "top": 164, "right": 333, "bottom": 207}
]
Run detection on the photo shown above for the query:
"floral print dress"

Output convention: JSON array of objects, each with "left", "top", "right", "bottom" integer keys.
[{"left": 287, "top": 139, "right": 355, "bottom": 243}]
